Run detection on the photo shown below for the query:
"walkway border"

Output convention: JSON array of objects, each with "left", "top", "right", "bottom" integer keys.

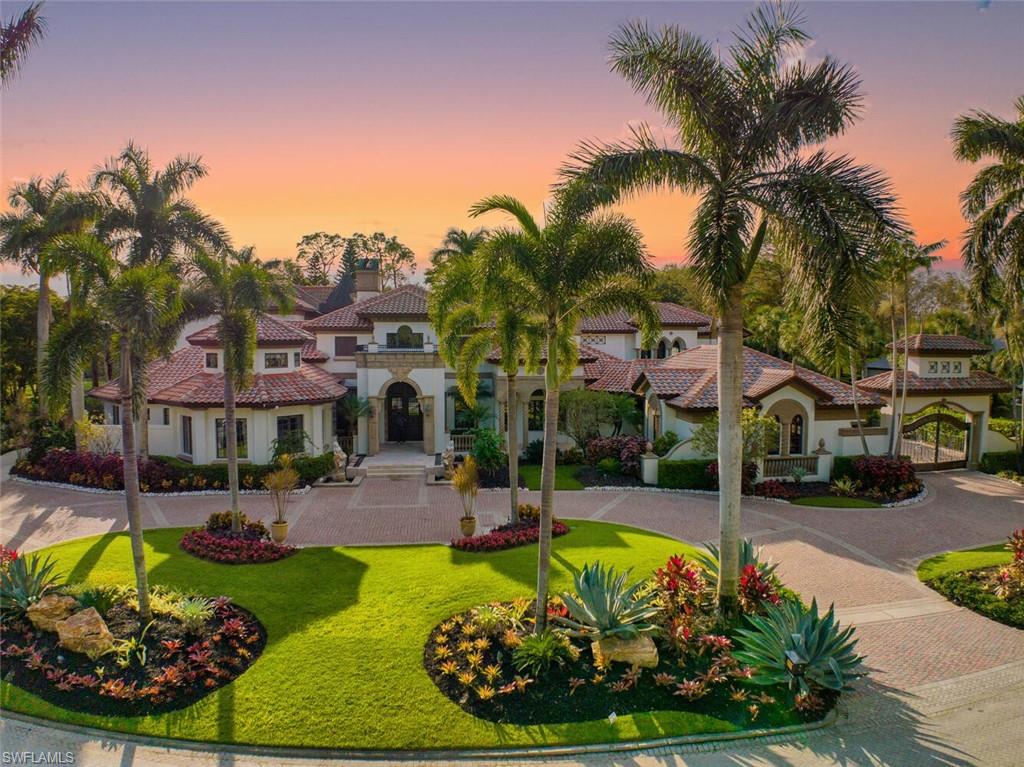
[{"left": 0, "top": 708, "right": 836, "bottom": 762}]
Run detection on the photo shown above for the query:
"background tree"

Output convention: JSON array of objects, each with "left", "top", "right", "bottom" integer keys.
[
  {"left": 471, "top": 189, "right": 658, "bottom": 629},
  {"left": 0, "top": 284, "right": 62, "bottom": 409},
  {"left": 296, "top": 231, "right": 344, "bottom": 284},
  {"left": 648, "top": 264, "right": 712, "bottom": 311},
  {"left": 261, "top": 257, "right": 305, "bottom": 284},
  {"left": 337, "top": 395, "right": 371, "bottom": 442},
  {"left": 953, "top": 96, "right": 1024, "bottom": 459},
  {"left": 189, "top": 245, "right": 293, "bottom": 532},
  {"left": 429, "top": 227, "right": 487, "bottom": 270},
  {"left": 1, "top": 0, "right": 45, "bottom": 86},
  {"left": 561, "top": 5, "right": 905, "bottom": 614},
  {"left": 691, "top": 408, "right": 780, "bottom": 465},
  {"left": 342, "top": 231, "right": 416, "bottom": 289}
]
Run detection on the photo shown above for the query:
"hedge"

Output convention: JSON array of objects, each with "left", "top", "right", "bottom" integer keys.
[
  {"left": 832, "top": 455, "right": 858, "bottom": 481},
  {"left": 658, "top": 459, "right": 716, "bottom": 490},
  {"left": 980, "top": 450, "right": 1022, "bottom": 475},
  {"left": 157, "top": 453, "right": 333, "bottom": 487}
]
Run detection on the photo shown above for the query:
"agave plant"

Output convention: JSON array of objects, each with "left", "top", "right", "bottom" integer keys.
[
  {"left": 733, "top": 598, "right": 864, "bottom": 695},
  {"left": 695, "top": 539, "right": 777, "bottom": 589},
  {"left": 0, "top": 552, "right": 62, "bottom": 616},
  {"left": 553, "top": 562, "right": 661, "bottom": 640}
]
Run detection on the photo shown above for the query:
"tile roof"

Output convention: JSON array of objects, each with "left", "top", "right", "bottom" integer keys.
[
  {"left": 633, "top": 345, "right": 882, "bottom": 411},
  {"left": 585, "top": 357, "right": 659, "bottom": 393},
  {"left": 300, "top": 340, "right": 328, "bottom": 362},
  {"left": 857, "top": 369, "right": 1011, "bottom": 395},
  {"left": 655, "top": 302, "right": 714, "bottom": 327},
  {"left": 579, "top": 303, "right": 714, "bottom": 333},
  {"left": 301, "top": 285, "right": 428, "bottom": 330},
  {"left": 580, "top": 310, "right": 638, "bottom": 334},
  {"left": 187, "top": 314, "right": 313, "bottom": 347},
  {"left": 887, "top": 334, "right": 990, "bottom": 354},
  {"left": 486, "top": 342, "right": 601, "bottom": 366},
  {"left": 89, "top": 346, "right": 346, "bottom": 408}
]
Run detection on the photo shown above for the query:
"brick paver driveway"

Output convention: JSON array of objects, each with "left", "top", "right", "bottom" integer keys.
[{"left": 1, "top": 469, "right": 1022, "bottom": 765}]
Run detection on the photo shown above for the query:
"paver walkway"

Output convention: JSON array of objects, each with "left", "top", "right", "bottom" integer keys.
[{"left": 1, "top": 469, "right": 1023, "bottom": 765}]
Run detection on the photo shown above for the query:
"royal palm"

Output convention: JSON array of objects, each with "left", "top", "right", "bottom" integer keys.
[{"left": 562, "top": 5, "right": 905, "bottom": 613}]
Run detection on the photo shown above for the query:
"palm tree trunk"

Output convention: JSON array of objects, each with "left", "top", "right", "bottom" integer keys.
[
  {"left": 887, "top": 285, "right": 899, "bottom": 457},
  {"left": 534, "top": 322, "right": 560, "bottom": 632},
  {"left": 36, "top": 269, "right": 50, "bottom": 420},
  {"left": 507, "top": 373, "right": 520, "bottom": 524},
  {"left": 895, "top": 278, "right": 911, "bottom": 457},
  {"left": 67, "top": 292, "right": 85, "bottom": 447},
  {"left": 224, "top": 373, "right": 242, "bottom": 532},
  {"left": 849, "top": 348, "right": 870, "bottom": 456},
  {"left": 119, "top": 336, "right": 151, "bottom": 621},
  {"left": 717, "top": 286, "right": 744, "bottom": 618},
  {"left": 138, "top": 405, "right": 149, "bottom": 459}
]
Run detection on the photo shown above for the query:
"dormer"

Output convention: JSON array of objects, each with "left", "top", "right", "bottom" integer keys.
[
  {"left": 890, "top": 334, "right": 990, "bottom": 379},
  {"left": 186, "top": 314, "right": 316, "bottom": 374}
]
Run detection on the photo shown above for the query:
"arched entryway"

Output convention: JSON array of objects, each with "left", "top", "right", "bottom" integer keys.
[{"left": 385, "top": 381, "right": 423, "bottom": 443}]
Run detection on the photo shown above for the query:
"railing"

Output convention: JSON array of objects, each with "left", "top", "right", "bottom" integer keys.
[
  {"left": 336, "top": 435, "right": 355, "bottom": 455},
  {"left": 452, "top": 434, "right": 475, "bottom": 453},
  {"left": 763, "top": 455, "right": 818, "bottom": 478}
]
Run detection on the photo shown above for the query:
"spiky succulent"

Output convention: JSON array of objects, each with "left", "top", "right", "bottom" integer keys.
[
  {"left": 0, "top": 552, "right": 62, "bottom": 616},
  {"left": 695, "top": 539, "right": 777, "bottom": 589},
  {"left": 733, "top": 598, "right": 864, "bottom": 695},
  {"left": 553, "top": 562, "right": 661, "bottom": 640}
]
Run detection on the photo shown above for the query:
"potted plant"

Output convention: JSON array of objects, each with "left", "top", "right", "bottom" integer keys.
[
  {"left": 453, "top": 455, "right": 478, "bottom": 537},
  {"left": 263, "top": 454, "right": 299, "bottom": 543}
]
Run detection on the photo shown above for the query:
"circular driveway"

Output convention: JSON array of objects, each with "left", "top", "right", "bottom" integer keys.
[{"left": 2, "top": 470, "right": 1023, "bottom": 765}]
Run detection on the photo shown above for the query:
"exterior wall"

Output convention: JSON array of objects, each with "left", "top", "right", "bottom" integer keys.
[
  {"left": 886, "top": 393, "right": 994, "bottom": 467},
  {"left": 907, "top": 354, "right": 971, "bottom": 378},
  {"left": 581, "top": 333, "right": 633, "bottom": 359},
  {"left": 371, "top": 320, "right": 437, "bottom": 349},
  {"left": 355, "top": 350, "right": 446, "bottom": 455},
  {"left": 646, "top": 328, "right": 704, "bottom": 359}
]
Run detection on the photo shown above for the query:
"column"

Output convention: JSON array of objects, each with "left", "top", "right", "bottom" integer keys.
[
  {"left": 419, "top": 395, "right": 435, "bottom": 454},
  {"left": 367, "top": 396, "right": 382, "bottom": 455}
]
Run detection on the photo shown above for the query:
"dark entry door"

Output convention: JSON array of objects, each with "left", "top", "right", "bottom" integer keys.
[{"left": 386, "top": 382, "right": 423, "bottom": 442}]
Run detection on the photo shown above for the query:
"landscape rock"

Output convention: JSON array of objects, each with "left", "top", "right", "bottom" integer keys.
[
  {"left": 591, "top": 634, "right": 659, "bottom": 668},
  {"left": 25, "top": 594, "right": 77, "bottom": 632},
  {"left": 56, "top": 607, "right": 114, "bottom": 660}
]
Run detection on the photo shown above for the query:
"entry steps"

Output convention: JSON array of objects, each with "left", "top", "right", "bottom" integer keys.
[{"left": 362, "top": 464, "right": 432, "bottom": 481}]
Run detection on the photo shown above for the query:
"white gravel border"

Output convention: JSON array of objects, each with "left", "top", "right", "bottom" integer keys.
[
  {"left": 579, "top": 483, "right": 929, "bottom": 508},
  {"left": 7, "top": 475, "right": 312, "bottom": 497}
]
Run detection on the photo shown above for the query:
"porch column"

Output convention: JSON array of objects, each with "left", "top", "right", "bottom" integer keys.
[
  {"left": 367, "top": 396, "right": 382, "bottom": 455},
  {"left": 520, "top": 399, "right": 529, "bottom": 450},
  {"left": 419, "top": 395, "right": 435, "bottom": 454}
]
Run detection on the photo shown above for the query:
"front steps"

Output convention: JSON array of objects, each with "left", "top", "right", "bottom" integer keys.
[{"left": 362, "top": 464, "right": 432, "bottom": 481}]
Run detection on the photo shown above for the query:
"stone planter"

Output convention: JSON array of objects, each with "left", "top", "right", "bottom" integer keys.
[
  {"left": 271, "top": 521, "right": 289, "bottom": 543},
  {"left": 591, "top": 634, "right": 659, "bottom": 668},
  {"left": 459, "top": 516, "right": 477, "bottom": 537}
]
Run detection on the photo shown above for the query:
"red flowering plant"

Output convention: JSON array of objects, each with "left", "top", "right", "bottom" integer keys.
[
  {"left": 451, "top": 519, "right": 570, "bottom": 552},
  {"left": 994, "top": 529, "right": 1024, "bottom": 599},
  {"left": 652, "top": 554, "right": 719, "bottom": 656},
  {"left": 0, "top": 545, "right": 18, "bottom": 574},
  {"left": 752, "top": 480, "right": 795, "bottom": 500},
  {"left": 180, "top": 511, "right": 294, "bottom": 564},
  {"left": 738, "top": 564, "right": 782, "bottom": 612},
  {"left": 585, "top": 436, "right": 647, "bottom": 477},
  {"left": 852, "top": 456, "right": 920, "bottom": 500}
]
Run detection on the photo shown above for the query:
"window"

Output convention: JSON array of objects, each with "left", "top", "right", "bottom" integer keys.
[
  {"left": 582, "top": 334, "right": 606, "bottom": 346},
  {"left": 528, "top": 389, "right": 545, "bottom": 431},
  {"left": 672, "top": 338, "right": 685, "bottom": 354},
  {"left": 656, "top": 340, "right": 668, "bottom": 359},
  {"left": 334, "top": 336, "right": 357, "bottom": 356},
  {"left": 385, "top": 325, "right": 423, "bottom": 349},
  {"left": 276, "top": 414, "right": 305, "bottom": 452},
  {"left": 181, "top": 415, "right": 193, "bottom": 455},
  {"left": 264, "top": 352, "right": 288, "bottom": 369},
  {"left": 768, "top": 415, "right": 782, "bottom": 455},
  {"left": 928, "top": 361, "right": 938, "bottom": 374},
  {"left": 216, "top": 418, "right": 248, "bottom": 459},
  {"left": 953, "top": 361, "right": 962, "bottom": 374},
  {"left": 294, "top": 351, "right": 301, "bottom": 368},
  {"left": 788, "top": 415, "right": 804, "bottom": 455},
  {"left": 205, "top": 352, "right": 218, "bottom": 368},
  {"left": 162, "top": 408, "right": 170, "bottom": 426},
  {"left": 940, "top": 361, "right": 950, "bottom": 374},
  {"left": 111, "top": 404, "right": 120, "bottom": 425}
]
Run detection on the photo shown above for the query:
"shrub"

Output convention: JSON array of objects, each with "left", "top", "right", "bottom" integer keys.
[
  {"left": 830, "top": 477, "right": 859, "bottom": 497},
  {"left": 471, "top": 428, "right": 506, "bottom": 472},
  {"left": 694, "top": 539, "right": 778, "bottom": 591},
  {"left": 175, "top": 596, "right": 215, "bottom": 633},
  {"left": 706, "top": 460, "right": 758, "bottom": 494},
  {"left": 595, "top": 457, "right": 621, "bottom": 475},
  {"left": 926, "top": 571, "right": 1024, "bottom": 629},
  {"left": 180, "top": 528, "right": 295, "bottom": 564},
  {"left": 733, "top": 598, "right": 864, "bottom": 695},
  {"left": 851, "top": 455, "right": 918, "bottom": 497},
  {"left": 292, "top": 453, "right": 333, "bottom": 484},
  {"left": 585, "top": 435, "right": 645, "bottom": 477},
  {"left": 652, "top": 430, "right": 679, "bottom": 457},
  {"left": 69, "top": 585, "right": 119, "bottom": 615},
  {"left": 0, "top": 552, "right": 62, "bottom": 616},
  {"left": 205, "top": 511, "right": 268, "bottom": 540},
  {"left": 516, "top": 503, "right": 541, "bottom": 522},
  {"left": 738, "top": 564, "right": 782, "bottom": 612},
  {"left": 1, "top": 545, "right": 19, "bottom": 574},
  {"left": 511, "top": 630, "right": 573, "bottom": 676},
  {"left": 451, "top": 519, "right": 569, "bottom": 552},
  {"left": 26, "top": 420, "right": 75, "bottom": 463},
  {"left": 981, "top": 450, "right": 1022, "bottom": 475},
  {"left": 658, "top": 459, "right": 715, "bottom": 489},
  {"left": 553, "top": 562, "right": 661, "bottom": 640},
  {"left": 752, "top": 479, "right": 795, "bottom": 500},
  {"left": 557, "top": 446, "right": 584, "bottom": 465},
  {"left": 521, "top": 439, "right": 544, "bottom": 464},
  {"left": 453, "top": 455, "right": 479, "bottom": 519},
  {"left": 832, "top": 455, "right": 858, "bottom": 481}
]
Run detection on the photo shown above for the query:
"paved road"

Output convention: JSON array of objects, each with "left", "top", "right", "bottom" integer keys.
[{"left": 1, "top": 470, "right": 1023, "bottom": 766}]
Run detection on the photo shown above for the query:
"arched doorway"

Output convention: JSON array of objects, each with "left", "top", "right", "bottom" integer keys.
[{"left": 385, "top": 381, "right": 423, "bottom": 443}]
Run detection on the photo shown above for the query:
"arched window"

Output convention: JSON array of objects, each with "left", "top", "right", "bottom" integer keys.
[
  {"left": 789, "top": 415, "right": 804, "bottom": 455},
  {"left": 768, "top": 415, "right": 782, "bottom": 455},
  {"left": 657, "top": 340, "right": 668, "bottom": 358},
  {"left": 386, "top": 325, "right": 423, "bottom": 349},
  {"left": 528, "top": 389, "right": 545, "bottom": 431},
  {"left": 672, "top": 338, "right": 685, "bottom": 354}
]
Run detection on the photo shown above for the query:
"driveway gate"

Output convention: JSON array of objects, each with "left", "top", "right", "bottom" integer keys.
[{"left": 900, "top": 412, "right": 970, "bottom": 470}]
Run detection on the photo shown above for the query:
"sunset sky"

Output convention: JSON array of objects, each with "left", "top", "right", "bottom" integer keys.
[{"left": 2, "top": 1, "right": 1022, "bottom": 286}]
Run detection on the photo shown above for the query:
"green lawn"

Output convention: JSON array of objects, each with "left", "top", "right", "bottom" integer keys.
[
  {"left": 917, "top": 543, "right": 1012, "bottom": 582},
  {"left": 519, "top": 463, "right": 584, "bottom": 490},
  {"left": 790, "top": 496, "right": 881, "bottom": 508},
  {"left": 0, "top": 522, "right": 788, "bottom": 749}
]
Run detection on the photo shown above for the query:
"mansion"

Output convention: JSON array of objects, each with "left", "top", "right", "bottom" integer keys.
[{"left": 90, "top": 261, "right": 1014, "bottom": 480}]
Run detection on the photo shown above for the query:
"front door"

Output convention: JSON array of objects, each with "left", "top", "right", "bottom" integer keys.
[{"left": 386, "top": 382, "right": 423, "bottom": 443}]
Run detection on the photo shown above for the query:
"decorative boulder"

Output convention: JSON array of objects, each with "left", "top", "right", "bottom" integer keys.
[
  {"left": 26, "top": 594, "right": 78, "bottom": 632},
  {"left": 591, "top": 634, "right": 659, "bottom": 668},
  {"left": 56, "top": 607, "right": 114, "bottom": 660}
]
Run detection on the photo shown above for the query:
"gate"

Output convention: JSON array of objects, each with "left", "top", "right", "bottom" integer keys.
[{"left": 900, "top": 412, "right": 970, "bottom": 470}]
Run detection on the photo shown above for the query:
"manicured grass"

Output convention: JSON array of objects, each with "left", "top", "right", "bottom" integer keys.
[
  {"left": 790, "top": 496, "right": 881, "bottom": 509},
  {"left": 916, "top": 543, "right": 1011, "bottom": 582},
  {"left": 519, "top": 463, "right": 584, "bottom": 491},
  {"left": 0, "top": 522, "right": 793, "bottom": 749}
]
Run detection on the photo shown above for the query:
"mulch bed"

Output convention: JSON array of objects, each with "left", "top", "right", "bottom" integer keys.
[
  {"left": 451, "top": 520, "right": 570, "bottom": 552},
  {"left": 180, "top": 514, "right": 296, "bottom": 564},
  {"left": 0, "top": 598, "right": 266, "bottom": 716},
  {"left": 765, "top": 481, "right": 919, "bottom": 506},
  {"left": 575, "top": 466, "right": 644, "bottom": 488},
  {"left": 477, "top": 466, "right": 526, "bottom": 489}
]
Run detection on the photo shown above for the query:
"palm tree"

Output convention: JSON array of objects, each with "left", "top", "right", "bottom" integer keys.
[
  {"left": 560, "top": 5, "right": 905, "bottom": 614},
  {"left": 428, "top": 230, "right": 543, "bottom": 526},
  {"left": 953, "top": 96, "right": 1024, "bottom": 455},
  {"left": 470, "top": 190, "right": 658, "bottom": 629},
  {"left": 92, "top": 142, "right": 228, "bottom": 456},
  {"left": 1, "top": 1, "right": 45, "bottom": 86},
  {"left": 189, "top": 246, "right": 293, "bottom": 532},
  {"left": 1, "top": 174, "right": 94, "bottom": 419},
  {"left": 44, "top": 243, "right": 183, "bottom": 621}
]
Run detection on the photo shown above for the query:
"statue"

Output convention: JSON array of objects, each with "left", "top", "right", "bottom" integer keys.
[
  {"left": 441, "top": 442, "right": 456, "bottom": 480},
  {"left": 331, "top": 439, "right": 348, "bottom": 482}
]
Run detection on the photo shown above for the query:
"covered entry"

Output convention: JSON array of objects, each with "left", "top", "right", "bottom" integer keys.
[
  {"left": 385, "top": 381, "right": 423, "bottom": 443},
  {"left": 901, "top": 408, "right": 970, "bottom": 470}
]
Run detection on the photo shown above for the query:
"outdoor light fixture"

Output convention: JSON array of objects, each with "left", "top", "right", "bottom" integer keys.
[{"left": 784, "top": 649, "right": 807, "bottom": 678}]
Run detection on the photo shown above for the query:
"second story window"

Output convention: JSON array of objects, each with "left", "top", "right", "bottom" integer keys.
[
  {"left": 334, "top": 336, "right": 357, "bottom": 356},
  {"left": 265, "top": 352, "right": 288, "bottom": 369},
  {"left": 206, "top": 352, "right": 218, "bottom": 368},
  {"left": 386, "top": 325, "right": 423, "bottom": 350},
  {"left": 294, "top": 351, "right": 301, "bottom": 367}
]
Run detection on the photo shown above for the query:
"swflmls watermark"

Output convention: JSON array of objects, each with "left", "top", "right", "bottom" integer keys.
[{"left": 2, "top": 753, "right": 75, "bottom": 765}]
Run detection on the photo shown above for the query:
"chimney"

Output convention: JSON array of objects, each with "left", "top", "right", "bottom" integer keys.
[{"left": 354, "top": 258, "right": 381, "bottom": 302}]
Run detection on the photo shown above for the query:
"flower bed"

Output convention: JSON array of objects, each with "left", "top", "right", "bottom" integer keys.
[
  {"left": 180, "top": 512, "right": 295, "bottom": 564},
  {"left": 0, "top": 585, "right": 266, "bottom": 717},
  {"left": 451, "top": 519, "right": 569, "bottom": 552}
]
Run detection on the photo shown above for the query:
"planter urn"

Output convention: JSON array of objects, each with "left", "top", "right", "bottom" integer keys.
[
  {"left": 271, "top": 520, "right": 289, "bottom": 543},
  {"left": 459, "top": 516, "right": 476, "bottom": 537}
]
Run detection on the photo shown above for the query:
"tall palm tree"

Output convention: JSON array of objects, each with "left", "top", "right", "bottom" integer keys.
[
  {"left": 1, "top": 173, "right": 94, "bottom": 419},
  {"left": 92, "top": 142, "right": 228, "bottom": 456},
  {"left": 44, "top": 244, "right": 183, "bottom": 622},
  {"left": 470, "top": 190, "right": 658, "bottom": 629},
  {"left": 954, "top": 96, "right": 1024, "bottom": 454},
  {"left": 428, "top": 230, "right": 543, "bottom": 525},
  {"left": 560, "top": 5, "right": 905, "bottom": 614},
  {"left": 189, "top": 246, "right": 293, "bottom": 532},
  {"left": 1, "top": 1, "right": 45, "bottom": 86}
]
